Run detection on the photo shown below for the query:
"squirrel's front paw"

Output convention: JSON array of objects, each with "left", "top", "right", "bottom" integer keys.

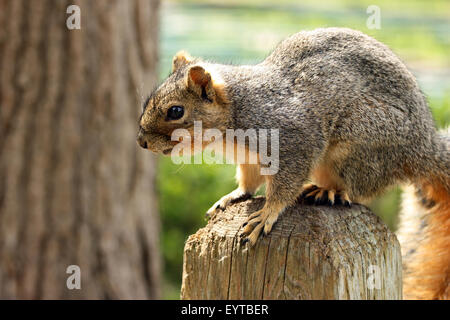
[
  {"left": 206, "top": 189, "right": 252, "bottom": 219},
  {"left": 240, "top": 204, "right": 284, "bottom": 247}
]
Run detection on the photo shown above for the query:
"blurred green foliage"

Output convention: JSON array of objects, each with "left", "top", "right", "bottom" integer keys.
[{"left": 158, "top": 0, "right": 450, "bottom": 299}]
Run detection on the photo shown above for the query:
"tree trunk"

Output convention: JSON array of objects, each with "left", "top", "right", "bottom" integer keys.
[
  {"left": 181, "top": 198, "right": 402, "bottom": 300},
  {"left": 0, "top": 0, "right": 161, "bottom": 299}
]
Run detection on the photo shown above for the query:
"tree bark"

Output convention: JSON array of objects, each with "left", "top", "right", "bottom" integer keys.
[
  {"left": 0, "top": 0, "right": 161, "bottom": 299},
  {"left": 181, "top": 198, "right": 402, "bottom": 300}
]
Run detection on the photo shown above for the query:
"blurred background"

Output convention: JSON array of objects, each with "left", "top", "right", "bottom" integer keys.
[
  {"left": 0, "top": 0, "right": 448, "bottom": 300},
  {"left": 158, "top": 0, "right": 450, "bottom": 299}
]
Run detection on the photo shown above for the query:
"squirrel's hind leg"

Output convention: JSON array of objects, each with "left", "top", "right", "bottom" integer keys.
[{"left": 299, "top": 145, "right": 354, "bottom": 206}]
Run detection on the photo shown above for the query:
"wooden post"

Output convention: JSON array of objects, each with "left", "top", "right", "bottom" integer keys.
[{"left": 181, "top": 197, "right": 402, "bottom": 300}]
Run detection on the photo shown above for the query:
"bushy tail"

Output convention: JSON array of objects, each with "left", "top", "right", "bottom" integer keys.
[{"left": 397, "top": 129, "right": 450, "bottom": 300}]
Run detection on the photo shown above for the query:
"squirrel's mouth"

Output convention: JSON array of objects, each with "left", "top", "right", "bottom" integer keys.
[{"left": 162, "top": 148, "right": 173, "bottom": 155}]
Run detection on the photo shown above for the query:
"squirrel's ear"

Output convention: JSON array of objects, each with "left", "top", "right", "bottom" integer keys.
[
  {"left": 172, "top": 50, "right": 193, "bottom": 72},
  {"left": 187, "top": 65, "right": 215, "bottom": 102}
]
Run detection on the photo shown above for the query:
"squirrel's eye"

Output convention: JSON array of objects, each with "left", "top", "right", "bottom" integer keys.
[{"left": 166, "top": 105, "right": 184, "bottom": 120}]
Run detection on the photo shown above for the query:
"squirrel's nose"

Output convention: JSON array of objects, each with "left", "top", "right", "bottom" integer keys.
[{"left": 137, "top": 130, "right": 148, "bottom": 149}]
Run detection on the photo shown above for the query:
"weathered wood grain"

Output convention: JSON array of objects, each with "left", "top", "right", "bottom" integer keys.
[{"left": 181, "top": 197, "right": 402, "bottom": 300}]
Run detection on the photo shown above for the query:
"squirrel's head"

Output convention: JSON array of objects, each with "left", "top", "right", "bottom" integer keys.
[{"left": 137, "top": 51, "right": 230, "bottom": 154}]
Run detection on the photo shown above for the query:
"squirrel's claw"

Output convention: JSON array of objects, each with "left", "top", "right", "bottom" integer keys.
[
  {"left": 333, "top": 190, "right": 352, "bottom": 207},
  {"left": 206, "top": 190, "right": 252, "bottom": 219},
  {"left": 299, "top": 184, "right": 352, "bottom": 207},
  {"left": 240, "top": 204, "right": 283, "bottom": 247}
]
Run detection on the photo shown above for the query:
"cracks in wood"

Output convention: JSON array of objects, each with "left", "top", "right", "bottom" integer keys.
[
  {"left": 260, "top": 236, "right": 272, "bottom": 299},
  {"left": 226, "top": 234, "right": 236, "bottom": 299},
  {"left": 282, "top": 225, "right": 296, "bottom": 299}
]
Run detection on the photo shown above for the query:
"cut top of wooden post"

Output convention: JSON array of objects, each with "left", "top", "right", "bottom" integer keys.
[{"left": 181, "top": 197, "right": 402, "bottom": 300}]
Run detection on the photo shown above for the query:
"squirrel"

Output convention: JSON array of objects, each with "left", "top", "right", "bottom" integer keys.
[{"left": 137, "top": 27, "right": 449, "bottom": 300}]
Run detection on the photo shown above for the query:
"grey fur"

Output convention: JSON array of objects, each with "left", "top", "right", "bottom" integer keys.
[
  {"left": 138, "top": 27, "right": 449, "bottom": 248},
  {"left": 207, "top": 27, "right": 448, "bottom": 201}
]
